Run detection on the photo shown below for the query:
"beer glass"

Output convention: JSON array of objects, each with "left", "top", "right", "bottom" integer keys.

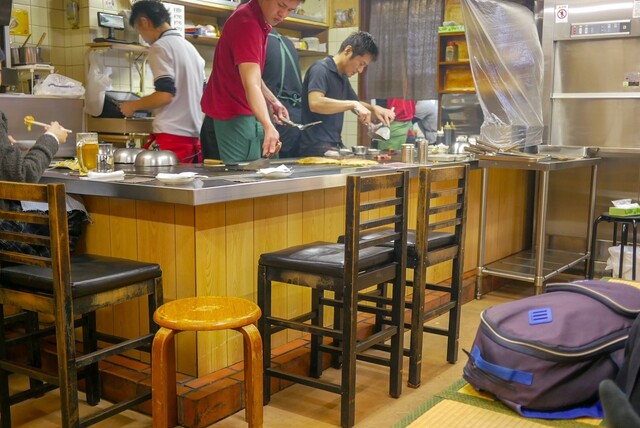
[{"left": 76, "top": 132, "right": 99, "bottom": 173}]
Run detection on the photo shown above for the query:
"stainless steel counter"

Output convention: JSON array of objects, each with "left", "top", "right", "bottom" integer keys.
[{"left": 41, "top": 162, "right": 425, "bottom": 205}]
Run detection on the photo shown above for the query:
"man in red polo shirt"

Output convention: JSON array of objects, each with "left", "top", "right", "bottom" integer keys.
[{"left": 200, "top": 0, "right": 303, "bottom": 163}]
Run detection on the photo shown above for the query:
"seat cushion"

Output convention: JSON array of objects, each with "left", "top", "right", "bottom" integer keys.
[
  {"left": 0, "top": 254, "right": 162, "bottom": 298},
  {"left": 259, "top": 241, "right": 395, "bottom": 277},
  {"left": 338, "top": 229, "right": 455, "bottom": 260}
]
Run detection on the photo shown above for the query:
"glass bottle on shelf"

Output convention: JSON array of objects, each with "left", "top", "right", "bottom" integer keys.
[{"left": 445, "top": 41, "right": 458, "bottom": 62}]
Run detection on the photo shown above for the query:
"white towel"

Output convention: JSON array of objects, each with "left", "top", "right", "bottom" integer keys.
[
  {"left": 84, "top": 170, "right": 125, "bottom": 181},
  {"left": 257, "top": 165, "right": 291, "bottom": 175},
  {"left": 156, "top": 172, "right": 199, "bottom": 180}
]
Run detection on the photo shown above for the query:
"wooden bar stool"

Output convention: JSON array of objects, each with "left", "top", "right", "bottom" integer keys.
[{"left": 151, "top": 296, "right": 263, "bottom": 428}]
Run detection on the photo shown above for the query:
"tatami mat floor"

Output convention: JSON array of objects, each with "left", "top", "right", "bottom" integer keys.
[{"left": 8, "top": 283, "right": 533, "bottom": 427}]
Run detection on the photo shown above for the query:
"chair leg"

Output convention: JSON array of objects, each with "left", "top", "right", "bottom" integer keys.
[
  {"left": 0, "top": 304, "right": 12, "bottom": 428},
  {"left": 82, "top": 312, "right": 100, "bottom": 406},
  {"left": 332, "top": 289, "right": 343, "bottom": 369},
  {"left": 389, "top": 276, "right": 404, "bottom": 399},
  {"left": 257, "top": 264, "right": 272, "bottom": 405},
  {"left": 25, "top": 311, "right": 44, "bottom": 395},
  {"left": 408, "top": 266, "right": 426, "bottom": 388},
  {"left": 340, "top": 285, "right": 356, "bottom": 428},
  {"left": 152, "top": 327, "right": 177, "bottom": 428},
  {"left": 236, "top": 324, "right": 263, "bottom": 428},
  {"left": 310, "top": 288, "right": 325, "bottom": 378},
  {"left": 55, "top": 302, "right": 80, "bottom": 428},
  {"left": 446, "top": 259, "right": 463, "bottom": 364}
]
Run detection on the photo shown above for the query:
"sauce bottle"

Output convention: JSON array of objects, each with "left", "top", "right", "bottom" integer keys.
[{"left": 444, "top": 122, "right": 454, "bottom": 145}]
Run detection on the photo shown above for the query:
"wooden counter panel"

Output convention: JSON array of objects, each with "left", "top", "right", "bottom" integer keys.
[{"left": 77, "top": 168, "right": 530, "bottom": 376}]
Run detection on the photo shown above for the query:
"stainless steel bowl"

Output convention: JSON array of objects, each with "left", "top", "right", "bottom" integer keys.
[
  {"left": 352, "top": 146, "right": 368, "bottom": 156},
  {"left": 134, "top": 144, "right": 179, "bottom": 167}
]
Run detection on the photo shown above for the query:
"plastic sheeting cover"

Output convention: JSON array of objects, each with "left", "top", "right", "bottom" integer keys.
[{"left": 461, "top": 0, "right": 543, "bottom": 148}]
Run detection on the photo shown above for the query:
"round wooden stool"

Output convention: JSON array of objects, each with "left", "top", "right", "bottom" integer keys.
[{"left": 151, "top": 296, "right": 263, "bottom": 427}]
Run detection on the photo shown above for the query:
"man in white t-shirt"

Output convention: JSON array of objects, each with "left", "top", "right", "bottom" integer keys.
[{"left": 120, "top": 0, "right": 205, "bottom": 163}]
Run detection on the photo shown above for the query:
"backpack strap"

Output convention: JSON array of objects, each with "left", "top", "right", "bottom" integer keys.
[{"left": 268, "top": 32, "right": 302, "bottom": 107}]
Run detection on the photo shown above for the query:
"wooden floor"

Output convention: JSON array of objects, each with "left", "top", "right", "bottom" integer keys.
[{"left": 8, "top": 283, "right": 534, "bottom": 427}]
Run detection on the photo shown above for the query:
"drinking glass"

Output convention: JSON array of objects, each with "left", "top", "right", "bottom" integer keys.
[
  {"left": 76, "top": 132, "right": 99, "bottom": 173},
  {"left": 96, "top": 143, "right": 114, "bottom": 173}
]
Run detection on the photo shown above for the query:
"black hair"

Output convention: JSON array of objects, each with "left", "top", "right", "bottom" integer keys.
[
  {"left": 338, "top": 31, "right": 378, "bottom": 61},
  {"left": 129, "top": 0, "right": 171, "bottom": 28}
]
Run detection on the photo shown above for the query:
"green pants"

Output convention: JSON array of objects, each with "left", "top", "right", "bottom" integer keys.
[
  {"left": 214, "top": 115, "right": 265, "bottom": 163},
  {"left": 377, "top": 120, "right": 411, "bottom": 151}
]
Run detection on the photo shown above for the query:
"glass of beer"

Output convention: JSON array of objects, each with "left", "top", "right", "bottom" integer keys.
[{"left": 76, "top": 132, "right": 99, "bottom": 173}]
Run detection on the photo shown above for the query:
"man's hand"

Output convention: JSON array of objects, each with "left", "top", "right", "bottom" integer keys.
[
  {"left": 45, "top": 122, "right": 69, "bottom": 144},
  {"left": 8, "top": 135, "right": 16, "bottom": 144},
  {"left": 352, "top": 101, "right": 372, "bottom": 127},
  {"left": 262, "top": 123, "right": 282, "bottom": 158},
  {"left": 269, "top": 99, "right": 289, "bottom": 125},
  {"left": 373, "top": 105, "right": 396, "bottom": 127},
  {"left": 119, "top": 101, "right": 137, "bottom": 118}
]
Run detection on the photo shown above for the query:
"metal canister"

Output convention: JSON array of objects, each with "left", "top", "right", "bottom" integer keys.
[
  {"left": 418, "top": 139, "right": 429, "bottom": 164},
  {"left": 401, "top": 144, "right": 415, "bottom": 164}
]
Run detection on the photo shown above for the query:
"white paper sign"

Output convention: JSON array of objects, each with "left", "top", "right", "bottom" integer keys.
[
  {"left": 163, "top": 2, "right": 185, "bottom": 38},
  {"left": 555, "top": 5, "right": 569, "bottom": 23}
]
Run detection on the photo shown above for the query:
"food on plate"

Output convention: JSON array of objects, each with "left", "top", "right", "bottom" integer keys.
[
  {"left": 338, "top": 158, "right": 378, "bottom": 167},
  {"left": 24, "top": 115, "right": 35, "bottom": 131},
  {"left": 373, "top": 154, "right": 392, "bottom": 161},
  {"left": 297, "top": 157, "right": 342, "bottom": 165},
  {"left": 51, "top": 159, "right": 81, "bottom": 171}
]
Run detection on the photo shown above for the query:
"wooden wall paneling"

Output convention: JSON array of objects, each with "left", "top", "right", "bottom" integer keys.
[
  {"left": 483, "top": 169, "right": 503, "bottom": 263},
  {"left": 254, "top": 195, "right": 289, "bottom": 348},
  {"left": 286, "top": 193, "right": 304, "bottom": 342},
  {"left": 108, "top": 198, "right": 142, "bottom": 360},
  {"left": 135, "top": 200, "right": 179, "bottom": 371},
  {"left": 172, "top": 204, "right": 197, "bottom": 372},
  {"left": 322, "top": 187, "right": 345, "bottom": 327},
  {"left": 81, "top": 196, "right": 115, "bottom": 340},
  {"left": 463, "top": 169, "right": 482, "bottom": 273},
  {"left": 195, "top": 203, "right": 227, "bottom": 375},
  {"left": 225, "top": 199, "right": 255, "bottom": 366}
]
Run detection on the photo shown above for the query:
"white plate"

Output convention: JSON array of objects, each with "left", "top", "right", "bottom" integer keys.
[
  {"left": 156, "top": 176, "right": 195, "bottom": 185},
  {"left": 261, "top": 171, "right": 293, "bottom": 179}
]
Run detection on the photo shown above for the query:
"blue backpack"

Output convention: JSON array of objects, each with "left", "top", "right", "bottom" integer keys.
[{"left": 464, "top": 279, "right": 640, "bottom": 419}]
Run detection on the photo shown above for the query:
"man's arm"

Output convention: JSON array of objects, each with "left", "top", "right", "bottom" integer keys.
[
  {"left": 359, "top": 102, "right": 396, "bottom": 127},
  {"left": 261, "top": 81, "right": 288, "bottom": 123},
  {"left": 238, "top": 62, "right": 280, "bottom": 157},
  {"left": 120, "top": 92, "right": 173, "bottom": 117},
  {"left": 308, "top": 91, "right": 372, "bottom": 126}
]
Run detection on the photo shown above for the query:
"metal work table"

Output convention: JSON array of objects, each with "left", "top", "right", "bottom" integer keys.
[{"left": 476, "top": 156, "right": 600, "bottom": 297}]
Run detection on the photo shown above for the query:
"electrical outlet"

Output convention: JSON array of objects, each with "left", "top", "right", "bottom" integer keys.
[{"left": 104, "top": 0, "right": 116, "bottom": 10}]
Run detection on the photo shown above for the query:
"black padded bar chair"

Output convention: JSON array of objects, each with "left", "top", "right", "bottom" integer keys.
[
  {"left": 0, "top": 181, "right": 163, "bottom": 428},
  {"left": 345, "top": 164, "right": 469, "bottom": 388},
  {"left": 258, "top": 170, "right": 409, "bottom": 428}
]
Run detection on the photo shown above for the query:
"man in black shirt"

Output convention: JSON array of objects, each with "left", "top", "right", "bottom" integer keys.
[{"left": 300, "top": 31, "right": 395, "bottom": 157}]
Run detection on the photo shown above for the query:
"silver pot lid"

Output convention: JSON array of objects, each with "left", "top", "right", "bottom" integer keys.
[
  {"left": 114, "top": 142, "right": 144, "bottom": 164},
  {"left": 134, "top": 143, "right": 179, "bottom": 167}
]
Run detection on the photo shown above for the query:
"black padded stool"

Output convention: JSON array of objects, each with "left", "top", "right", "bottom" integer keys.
[{"left": 589, "top": 213, "right": 640, "bottom": 280}]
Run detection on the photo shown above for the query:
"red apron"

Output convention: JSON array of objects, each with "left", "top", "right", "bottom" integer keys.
[{"left": 144, "top": 133, "right": 202, "bottom": 163}]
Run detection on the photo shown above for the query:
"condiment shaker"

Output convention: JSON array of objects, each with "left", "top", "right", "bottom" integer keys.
[
  {"left": 418, "top": 139, "right": 429, "bottom": 164},
  {"left": 401, "top": 144, "right": 415, "bottom": 164}
]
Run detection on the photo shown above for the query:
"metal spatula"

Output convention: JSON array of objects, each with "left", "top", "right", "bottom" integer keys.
[
  {"left": 226, "top": 158, "right": 271, "bottom": 171},
  {"left": 368, "top": 123, "right": 391, "bottom": 141},
  {"left": 280, "top": 117, "right": 322, "bottom": 130}
]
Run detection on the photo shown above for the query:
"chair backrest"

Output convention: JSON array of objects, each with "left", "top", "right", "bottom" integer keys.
[
  {"left": 415, "top": 164, "right": 469, "bottom": 268},
  {"left": 343, "top": 170, "right": 409, "bottom": 286},
  {"left": 0, "top": 180, "right": 71, "bottom": 295}
]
